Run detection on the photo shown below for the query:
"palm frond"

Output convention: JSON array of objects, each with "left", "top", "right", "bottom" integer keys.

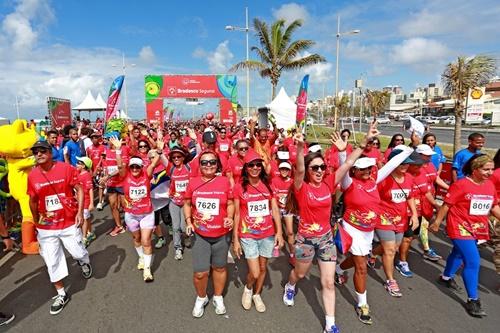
[
  {"left": 281, "top": 54, "right": 326, "bottom": 70},
  {"left": 279, "top": 39, "right": 315, "bottom": 64},
  {"left": 271, "top": 19, "right": 286, "bottom": 59},
  {"left": 229, "top": 60, "right": 267, "bottom": 73},
  {"left": 281, "top": 19, "right": 303, "bottom": 50},
  {"left": 250, "top": 46, "right": 272, "bottom": 65},
  {"left": 253, "top": 18, "right": 273, "bottom": 60}
]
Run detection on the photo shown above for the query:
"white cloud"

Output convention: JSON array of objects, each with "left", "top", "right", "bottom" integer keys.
[
  {"left": 193, "top": 41, "right": 233, "bottom": 74},
  {"left": 139, "top": 46, "right": 156, "bottom": 64},
  {"left": 272, "top": 3, "right": 310, "bottom": 24},
  {"left": 392, "top": 38, "right": 451, "bottom": 65}
]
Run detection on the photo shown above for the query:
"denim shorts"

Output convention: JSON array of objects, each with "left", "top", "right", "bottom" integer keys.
[
  {"left": 295, "top": 231, "right": 336, "bottom": 262},
  {"left": 107, "top": 186, "right": 124, "bottom": 194},
  {"left": 240, "top": 236, "right": 275, "bottom": 259}
]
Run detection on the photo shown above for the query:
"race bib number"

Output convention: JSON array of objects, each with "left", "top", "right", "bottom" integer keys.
[
  {"left": 196, "top": 198, "right": 220, "bottom": 216},
  {"left": 248, "top": 199, "right": 270, "bottom": 218},
  {"left": 129, "top": 186, "right": 147, "bottom": 200},
  {"left": 107, "top": 165, "right": 118, "bottom": 174},
  {"left": 175, "top": 180, "right": 188, "bottom": 193},
  {"left": 469, "top": 197, "right": 492, "bottom": 216},
  {"left": 219, "top": 144, "right": 229, "bottom": 152},
  {"left": 278, "top": 194, "right": 287, "bottom": 206},
  {"left": 391, "top": 189, "right": 409, "bottom": 204},
  {"left": 45, "top": 194, "right": 63, "bottom": 212}
]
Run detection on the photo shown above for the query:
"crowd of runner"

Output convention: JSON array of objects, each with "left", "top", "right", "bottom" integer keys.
[{"left": 1, "top": 115, "right": 499, "bottom": 333}]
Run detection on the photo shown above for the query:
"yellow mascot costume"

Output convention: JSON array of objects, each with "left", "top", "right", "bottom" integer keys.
[{"left": 0, "top": 119, "right": 38, "bottom": 254}]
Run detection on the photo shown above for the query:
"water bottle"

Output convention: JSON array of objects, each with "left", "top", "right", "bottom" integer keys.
[{"left": 273, "top": 245, "right": 280, "bottom": 257}]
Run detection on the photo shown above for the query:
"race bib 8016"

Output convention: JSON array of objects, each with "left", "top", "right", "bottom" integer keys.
[{"left": 469, "top": 196, "right": 492, "bottom": 216}]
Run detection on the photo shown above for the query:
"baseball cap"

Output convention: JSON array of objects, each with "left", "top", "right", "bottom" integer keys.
[
  {"left": 129, "top": 157, "right": 144, "bottom": 167},
  {"left": 168, "top": 147, "right": 187, "bottom": 157},
  {"left": 31, "top": 140, "right": 51, "bottom": 151},
  {"left": 416, "top": 144, "right": 436, "bottom": 156},
  {"left": 278, "top": 162, "right": 292, "bottom": 170},
  {"left": 244, "top": 150, "right": 263, "bottom": 164},
  {"left": 407, "top": 152, "right": 426, "bottom": 165},
  {"left": 353, "top": 157, "right": 377, "bottom": 169},
  {"left": 308, "top": 143, "right": 322, "bottom": 153},
  {"left": 277, "top": 151, "right": 290, "bottom": 160},
  {"left": 76, "top": 156, "right": 93, "bottom": 170},
  {"left": 388, "top": 149, "right": 414, "bottom": 164},
  {"left": 202, "top": 131, "right": 217, "bottom": 144}
]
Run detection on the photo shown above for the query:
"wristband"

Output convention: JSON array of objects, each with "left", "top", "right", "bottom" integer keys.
[{"left": 1, "top": 235, "right": 9, "bottom": 240}]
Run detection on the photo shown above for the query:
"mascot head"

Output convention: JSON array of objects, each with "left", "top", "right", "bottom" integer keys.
[{"left": 0, "top": 119, "right": 38, "bottom": 158}]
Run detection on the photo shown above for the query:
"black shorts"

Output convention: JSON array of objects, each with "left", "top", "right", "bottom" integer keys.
[
  {"left": 404, "top": 216, "right": 423, "bottom": 238},
  {"left": 107, "top": 186, "right": 124, "bottom": 194}
]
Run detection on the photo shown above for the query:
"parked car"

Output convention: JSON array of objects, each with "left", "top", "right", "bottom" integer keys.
[
  {"left": 443, "top": 116, "right": 455, "bottom": 125},
  {"left": 375, "top": 117, "right": 391, "bottom": 124}
]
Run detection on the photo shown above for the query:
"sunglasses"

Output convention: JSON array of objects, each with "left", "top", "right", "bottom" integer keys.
[
  {"left": 220, "top": 131, "right": 226, "bottom": 134},
  {"left": 130, "top": 165, "right": 142, "bottom": 170},
  {"left": 395, "top": 138, "right": 404, "bottom": 142},
  {"left": 309, "top": 164, "right": 327, "bottom": 172},
  {"left": 138, "top": 145, "right": 149, "bottom": 148},
  {"left": 247, "top": 162, "right": 263, "bottom": 169},
  {"left": 171, "top": 155, "right": 184, "bottom": 160},
  {"left": 238, "top": 147, "right": 249, "bottom": 151},
  {"left": 200, "top": 159, "right": 218, "bottom": 167},
  {"left": 33, "top": 148, "right": 49, "bottom": 154}
]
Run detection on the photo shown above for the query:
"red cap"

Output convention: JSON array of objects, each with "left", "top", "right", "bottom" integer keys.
[{"left": 244, "top": 150, "right": 263, "bottom": 164}]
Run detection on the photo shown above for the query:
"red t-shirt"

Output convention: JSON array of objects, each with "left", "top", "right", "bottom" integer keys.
[
  {"left": 491, "top": 168, "right": 500, "bottom": 203},
  {"left": 422, "top": 162, "right": 438, "bottom": 193},
  {"left": 444, "top": 178, "right": 497, "bottom": 240},
  {"left": 184, "top": 176, "right": 233, "bottom": 238},
  {"left": 294, "top": 174, "right": 334, "bottom": 237},
  {"left": 169, "top": 165, "right": 191, "bottom": 206},
  {"left": 377, "top": 174, "right": 414, "bottom": 232},
  {"left": 77, "top": 170, "right": 93, "bottom": 208},
  {"left": 227, "top": 155, "right": 245, "bottom": 185},
  {"left": 27, "top": 162, "right": 79, "bottom": 230},
  {"left": 217, "top": 137, "right": 232, "bottom": 160},
  {"left": 86, "top": 144, "right": 105, "bottom": 172},
  {"left": 343, "top": 178, "right": 381, "bottom": 231},
  {"left": 122, "top": 170, "right": 153, "bottom": 215},
  {"left": 271, "top": 176, "right": 293, "bottom": 209},
  {"left": 269, "top": 160, "right": 281, "bottom": 180},
  {"left": 103, "top": 147, "right": 129, "bottom": 187},
  {"left": 411, "top": 169, "right": 432, "bottom": 216},
  {"left": 234, "top": 181, "right": 275, "bottom": 239}
]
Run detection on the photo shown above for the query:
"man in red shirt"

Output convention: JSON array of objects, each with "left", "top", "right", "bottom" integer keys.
[{"left": 27, "top": 141, "right": 92, "bottom": 315}]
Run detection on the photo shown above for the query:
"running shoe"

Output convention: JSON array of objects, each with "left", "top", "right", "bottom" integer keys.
[
  {"left": 212, "top": 295, "right": 226, "bottom": 315},
  {"left": 137, "top": 256, "right": 144, "bottom": 270},
  {"left": 78, "top": 261, "right": 93, "bottom": 279},
  {"left": 109, "top": 226, "right": 125, "bottom": 237},
  {"left": 367, "top": 255, "right": 377, "bottom": 269},
  {"left": 252, "top": 294, "right": 266, "bottom": 313},
  {"left": 355, "top": 304, "right": 373, "bottom": 325},
  {"left": 395, "top": 262, "right": 413, "bottom": 278},
  {"left": 155, "top": 237, "right": 166, "bottom": 249},
  {"left": 184, "top": 235, "right": 192, "bottom": 249},
  {"left": 50, "top": 294, "right": 69, "bottom": 315},
  {"left": 283, "top": 283, "right": 295, "bottom": 306},
  {"left": 323, "top": 325, "right": 340, "bottom": 333},
  {"left": 423, "top": 248, "right": 442, "bottom": 262},
  {"left": 242, "top": 286, "right": 253, "bottom": 310},
  {"left": 86, "top": 232, "right": 96, "bottom": 243},
  {"left": 143, "top": 267, "right": 154, "bottom": 282},
  {"left": 83, "top": 237, "right": 90, "bottom": 248},
  {"left": 334, "top": 272, "right": 348, "bottom": 286},
  {"left": 465, "top": 299, "right": 487, "bottom": 317},
  {"left": 0, "top": 312, "right": 15, "bottom": 326},
  {"left": 167, "top": 225, "right": 173, "bottom": 236},
  {"left": 192, "top": 296, "right": 209, "bottom": 318},
  {"left": 174, "top": 248, "right": 183, "bottom": 260},
  {"left": 384, "top": 279, "right": 402, "bottom": 297},
  {"left": 96, "top": 202, "right": 103, "bottom": 211},
  {"left": 437, "top": 276, "right": 463, "bottom": 293}
]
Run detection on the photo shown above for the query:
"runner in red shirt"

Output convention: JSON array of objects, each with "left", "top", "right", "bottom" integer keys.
[
  {"left": 183, "top": 151, "right": 234, "bottom": 318},
  {"left": 27, "top": 140, "right": 92, "bottom": 315},
  {"left": 216, "top": 127, "right": 232, "bottom": 163},
  {"left": 110, "top": 136, "right": 162, "bottom": 283},
  {"left": 232, "top": 151, "right": 284, "bottom": 313},
  {"left": 86, "top": 133, "right": 106, "bottom": 210},
  {"left": 75, "top": 156, "right": 96, "bottom": 247},
  {"left": 227, "top": 139, "right": 250, "bottom": 187},
  {"left": 282, "top": 125, "right": 381, "bottom": 333},
  {"left": 431, "top": 154, "right": 500, "bottom": 317}
]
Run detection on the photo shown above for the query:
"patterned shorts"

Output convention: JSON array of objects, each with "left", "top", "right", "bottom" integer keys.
[{"left": 295, "top": 230, "right": 336, "bottom": 262}]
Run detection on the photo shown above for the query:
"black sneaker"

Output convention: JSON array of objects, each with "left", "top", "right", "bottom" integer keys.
[
  {"left": 50, "top": 294, "right": 70, "bottom": 315},
  {"left": 437, "top": 276, "right": 463, "bottom": 293},
  {"left": 0, "top": 312, "right": 15, "bottom": 326},
  {"left": 79, "top": 261, "right": 93, "bottom": 279},
  {"left": 465, "top": 299, "right": 487, "bottom": 317},
  {"left": 355, "top": 304, "right": 373, "bottom": 325}
]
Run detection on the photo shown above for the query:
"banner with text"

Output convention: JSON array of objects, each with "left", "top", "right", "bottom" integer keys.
[
  {"left": 295, "top": 75, "right": 309, "bottom": 133},
  {"left": 466, "top": 87, "right": 485, "bottom": 123},
  {"left": 47, "top": 97, "right": 72, "bottom": 128},
  {"left": 105, "top": 75, "right": 125, "bottom": 122}
]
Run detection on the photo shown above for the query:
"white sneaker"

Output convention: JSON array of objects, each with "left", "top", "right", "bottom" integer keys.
[
  {"left": 137, "top": 256, "right": 144, "bottom": 270},
  {"left": 174, "top": 248, "right": 183, "bottom": 260},
  {"left": 252, "top": 294, "right": 266, "bottom": 313},
  {"left": 241, "top": 286, "right": 253, "bottom": 310},
  {"left": 192, "top": 296, "right": 209, "bottom": 318},
  {"left": 96, "top": 202, "right": 103, "bottom": 211},
  {"left": 212, "top": 295, "right": 226, "bottom": 315},
  {"left": 143, "top": 267, "right": 154, "bottom": 282}
]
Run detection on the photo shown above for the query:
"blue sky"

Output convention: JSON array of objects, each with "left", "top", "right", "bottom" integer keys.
[{"left": 1, "top": 0, "right": 499, "bottom": 120}]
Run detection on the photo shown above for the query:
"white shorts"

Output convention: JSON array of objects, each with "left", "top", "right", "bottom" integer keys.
[
  {"left": 343, "top": 221, "right": 374, "bottom": 256},
  {"left": 83, "top": 209, "right": 91, "bottom": 220},
  {"left": 37, "top": 225, "right": 90, "bottom": 283},
  {"left": 124, "top": 212, "right": 155, "bottom": 232}
]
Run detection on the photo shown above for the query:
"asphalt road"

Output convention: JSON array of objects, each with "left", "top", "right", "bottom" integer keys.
[{"left": 0, "top": 208, "right": 499, "bottom": 333}]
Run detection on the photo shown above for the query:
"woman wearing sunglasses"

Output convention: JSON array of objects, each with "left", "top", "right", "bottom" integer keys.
[
  {"left": 227, "top": 139, "right": 251, "bottom": 188},
  {"left": 183, "top": 151, "right": 234, "bottom": 318},
  {"left": 135, "top": 140, "right": 152, "bottom": 166},
  {"left": 335, "top": 142, "right": 413, "bottom": 325},
  {"left": 282, "top": 124, "right": 380, "bottom": 333},
  {"left": 383, "top": 134, "right": 405, "bottom": 164},
  {"left": 232, "top": 151, "right": 284, "bottom": 313},
  {"left": 109, "top": 136, "right": 162, "bottom": 282}
]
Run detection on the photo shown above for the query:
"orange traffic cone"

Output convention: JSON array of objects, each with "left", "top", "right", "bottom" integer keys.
[{"left": 21, "top": 219, "right": 39, "bottom": 254}]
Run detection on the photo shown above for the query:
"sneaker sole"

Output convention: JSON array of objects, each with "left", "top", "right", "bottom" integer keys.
[
  {"left": 192, "top": 300, "right": 209, "bottom": 318},
  {"left": 0, "top": 315, "right": 15, "bottom": 326}
]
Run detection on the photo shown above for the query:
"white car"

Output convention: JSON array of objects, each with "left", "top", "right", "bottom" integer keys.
[
  {"left": 375, "top": 117, "right": 391, "bottom": 124},
  {"left": 443, "top": 116, "right": 455, "bottom": 125}
]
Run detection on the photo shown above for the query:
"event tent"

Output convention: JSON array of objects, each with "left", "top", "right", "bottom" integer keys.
[
  {"left": 95, "top": 93, "right": 107, "bottom": 109},
  {"left": 267, "top": 87, "right": 296, "bottom": 130},
  {"left": 73, "top": 90, "right": 105, "bottom": 118}
]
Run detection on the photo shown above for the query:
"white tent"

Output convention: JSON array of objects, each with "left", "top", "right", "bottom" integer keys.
[
  {"left": 73, "top": 91, "right": 104, "bottom": 111},
  {"left": 267, "top": 87, "right": 296, "bottom": 130},
  {"left": 95, "top": 93, "right": 107, "bottom": 109}
]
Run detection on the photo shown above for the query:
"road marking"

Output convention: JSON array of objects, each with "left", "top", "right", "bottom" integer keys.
[{"left": 0, "top": 250, "right": 16, "bottom": 267}]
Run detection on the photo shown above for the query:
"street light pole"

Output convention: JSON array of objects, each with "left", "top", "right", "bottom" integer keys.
[{"left": 113, "top": 53, "right": 135, "bottom": 119}]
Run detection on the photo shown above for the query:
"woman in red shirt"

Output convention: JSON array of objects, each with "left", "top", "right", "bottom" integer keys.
[
  {"left": 431, "top": 154, "right": 500, "bottom": 317},
  {"left": 282, "top": 124, "right": 380, "bottom": 333},
  {"left": 232, "top": 151, "right": 284, "bottom": 313},
  {"left": 227, "top": 139, "right": 250, "bottom": 187},
  {"left": 184, "top": 151, "right": 234, "bottom": 318},
  {"left": 111, "top": 137, "right": 161, "bottom": 283}
]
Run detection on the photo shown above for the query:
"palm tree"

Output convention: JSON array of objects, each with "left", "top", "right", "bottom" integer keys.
[
  {"left": 230, "top": 18, "right": 326, "bottom": 100},
  {"left": 442, "top": 55, "right": 496, "bottom": 154},
  {"left": 331, "top": 95, "right": 350, "bottom": 119},
  {"left": 365, "top": 90, "right": 390, "bottom": 118}
]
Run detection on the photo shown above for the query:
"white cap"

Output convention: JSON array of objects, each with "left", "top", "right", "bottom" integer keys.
[
  {"left": 308, "top": 144, "right": 322, "bottom": 153},
  {"left": 277, "top": 151, "right": 290, "bottom": 160},
  {"left": 353, "top": 157, "right": 376, "bottom": 169},
  {"left": 415, "top": 144, "right": 436, "bottom": 156},
  {"left": 278, "top": 162, "right": 292, "bottom": 170},
  {"left": 129, "top": 157, "right": 144, "bottom": 167}
]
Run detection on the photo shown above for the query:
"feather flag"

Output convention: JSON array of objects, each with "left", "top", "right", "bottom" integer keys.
[
  {"left": 295, "top": 75, "right": 309, "bottom": 133},
  {"left": 105, "top": 75, "right": 125, "bottom": 122}
]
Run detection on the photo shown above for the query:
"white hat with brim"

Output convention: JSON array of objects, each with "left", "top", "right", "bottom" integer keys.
[
  {"left": 277, "top": 151, "right": 290, "bottom": 160},
  {"left": 278, "top": 162, "right": 292, "bottom": 170},
  {"left": 308, "top": 144, "right": 322, "bottom": 153},
  {"left": 353, "top": 157, "right": 376, "bottom": 169},
  {"left": 415, "top": 144, "right": 436, "bottom": 156},
  {"left": 129, "top": 157, "right": 144, "bottom": 167}
]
